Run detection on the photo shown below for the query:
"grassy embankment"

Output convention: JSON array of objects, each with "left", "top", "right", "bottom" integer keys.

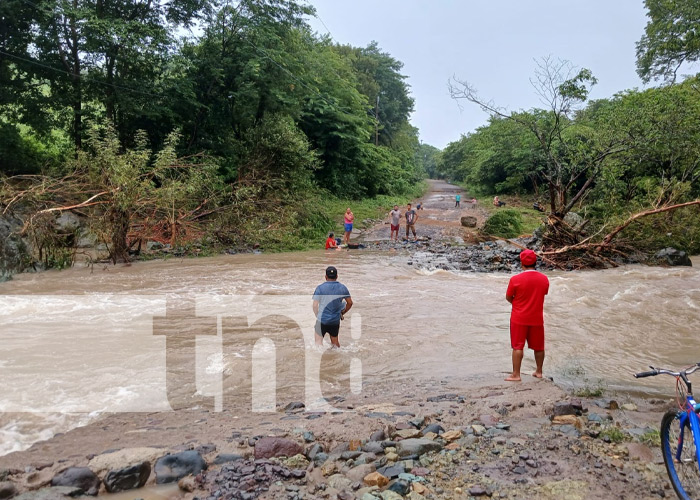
[
  {"left": 458, "top": 183, "right": 545, "bottom": 237},
  {"left": 278, "top": 181, "right": 429, "bottom": 252}
]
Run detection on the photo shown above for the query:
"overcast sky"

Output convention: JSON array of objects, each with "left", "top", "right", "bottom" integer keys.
[{"left": 305, "top": 0, "right": 650, "bottom": 149}]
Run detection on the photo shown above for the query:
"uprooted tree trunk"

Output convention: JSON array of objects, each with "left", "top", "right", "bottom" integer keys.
[
  {"left": 108, "top": 207, "right": 130, "bottom": 264},
  {"left": 535, "top": 200, "right": 700, "bottom": 268}
]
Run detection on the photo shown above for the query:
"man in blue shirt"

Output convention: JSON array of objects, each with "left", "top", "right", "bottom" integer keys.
[{"left": 313, "top": 266, "right": 353, "bottom": 347}]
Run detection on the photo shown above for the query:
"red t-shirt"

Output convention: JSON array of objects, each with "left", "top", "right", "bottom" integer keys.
[
  {"left": 506, "top": 270, "right": 549, "bottom": 325},
  {"left": 325, "top": 237, "right": 336, "bottom": 249}
]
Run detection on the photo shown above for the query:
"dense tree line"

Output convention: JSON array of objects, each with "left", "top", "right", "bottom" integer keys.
[
  {"left": 0, "top": 0, "right": 424, "bottom": 195},
  {"left": 0, "top": 0, "right": 429, "bottom": 262},
  {"left": 438, "top": 0, "right": 700, "bottom": 259}
]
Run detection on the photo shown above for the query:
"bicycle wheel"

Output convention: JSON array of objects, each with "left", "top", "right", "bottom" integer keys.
[{"left": 661, "top": 410, "right": 700, "bottom": 500}]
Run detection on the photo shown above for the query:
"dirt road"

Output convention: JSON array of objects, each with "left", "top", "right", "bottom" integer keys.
[{"left": 360, "top": 179, "right": 490, "bottom": 243}]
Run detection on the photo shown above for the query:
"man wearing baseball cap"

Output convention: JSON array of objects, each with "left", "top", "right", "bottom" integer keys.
[
  {"left": 312, "top": 266, "right": 353, "bottom": 348},
  {"left": 505, "top": 249, "right": 549, "bottom": 381}
]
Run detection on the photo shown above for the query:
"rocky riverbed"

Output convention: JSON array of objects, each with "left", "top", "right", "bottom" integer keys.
[{"left": 0, "top": 378, "right": 675, "bottom": 500}]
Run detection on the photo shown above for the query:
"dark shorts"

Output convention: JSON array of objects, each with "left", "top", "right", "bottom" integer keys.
[
  {"left": 510, "top": 321, "right": 544, "bottom": 351},
  {"left": 391, "top": 224, "right": 399, "bottom": 231},
  {"left": 344, "top": 223, "right": 353, "bottom": 232},
  {"left": 315, "top": 321, "right": 340, "bottom": 338}
]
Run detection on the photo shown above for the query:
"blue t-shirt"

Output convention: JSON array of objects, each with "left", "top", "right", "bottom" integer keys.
[
  {"left": 456, "top": 194, "right": 461, "bottom": 201},
  {"left": 313, "top": 281, "right": 351, "bottom": 325}
]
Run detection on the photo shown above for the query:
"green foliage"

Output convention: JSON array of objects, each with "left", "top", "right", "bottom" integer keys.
[
  {"left": 439, "top": 116, "right": 543, "bottom": 194},
  {"left": 639, "top": 429, "right": 661, "bottom": 447},
  {"left": 482, "top": 209, "right": 523, "bottom": 238},
  {"left": 600, "top": 426, "right": 628, "bottom": 444},
  {"left": 637, "top": 0, "right": 700, "bottom": 83}
]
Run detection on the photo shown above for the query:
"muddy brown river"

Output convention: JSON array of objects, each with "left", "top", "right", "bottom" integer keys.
[{"left": 1, "top": 250, "right": 699, "bottom": 456}]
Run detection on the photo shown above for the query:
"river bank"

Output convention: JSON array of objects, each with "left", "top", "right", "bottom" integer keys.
[
  {"left": 0, "top": 376, "right": 674, "bottom": 500},
  {"left": 1, "top": 180, "right": 698, "bottom": 499}
]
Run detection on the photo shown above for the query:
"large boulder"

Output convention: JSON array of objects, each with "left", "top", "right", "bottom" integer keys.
[
  {"left": 655, "top": 247, "right": 692, "bottom": 267},
  {"left": 563, "top": 212, "right": 585, "bottom": 231},
  {"left": 0, "top": 214, "right": 30, "bottom": 282},
  {"left": 460, "top": 216, "right": 477, "bottom": 228},
  {"left": 103, "top": 462, "right": 151, "bottom": 493},
  {"left": 254, "top": 437, "right": 302, "bottom": 459},
  {"left": 154, "top": 451, "right": 206, "bottom": 484},
  {"left": 50, "top": 468, "right": 100, "bottom": 496}
]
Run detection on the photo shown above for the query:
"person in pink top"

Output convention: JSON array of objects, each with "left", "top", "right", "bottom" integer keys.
[
  {"left": 343, "top": 208, "right": 354, "bottom": 245},
  {"left": 505, "top": 249, "right": 549, "bottom": 382}
]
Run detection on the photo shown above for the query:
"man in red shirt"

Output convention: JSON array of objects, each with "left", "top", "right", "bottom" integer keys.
[{"left": 505, "top": 249, "right": 549, "bottom": 382}]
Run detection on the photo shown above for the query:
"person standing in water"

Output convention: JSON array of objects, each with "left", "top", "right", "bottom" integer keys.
[
  {"left": 313, "top": 266, "right": 353, "bottom": 348},
  {"left": 455, "top": 193, "right": 461, "bottom": 208},
  {"left": 343, "top": 208, "right": 354, "bottom": 245},
  {"left": 389, "top": 205, "right": 401, "bottom": 241},
  {"left": 505, "top": 249, "right": 549, "bottom": 382}
]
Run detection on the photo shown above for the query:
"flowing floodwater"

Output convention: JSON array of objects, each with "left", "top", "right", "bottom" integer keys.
[{"left": 0, "top": 250, "right": 699, "bottom": 456}]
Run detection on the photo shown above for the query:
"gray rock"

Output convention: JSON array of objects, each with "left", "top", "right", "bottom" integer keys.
[
  {"left": 553, "top": 401, "right": 577, "bottom": 416},
  {"left": 421, "top": 423, "right": 444, "bottom": 435},
  {"left": 212, "top": 454, "right": 244, "bottom": 465},
  {"left": 154, "top": 451, "right": 206, "bottom": 484},
  {"left": 313, "top": 452, "right": 328, "bottom": 465},
  {"left": 377, "top": 464, "right": 405, "bottom": 479},
  {"left": 340, "top": 451, "right": 362, "bottom": 460},
  {"left": 104, "top": 462, "right": 150, "bottom": 493},
  {"left": 326, "top": 474, "right": 352, "bottom": 491},
  {"left": 563, "top": 212, "right": 585, "bottom": 231},
  {"left": 469, "top": 485, "right": 489, "bottom": 496},
  {"left": 0, "top": 481, "right": 18, "bottom": 500},
  {"left": 0, "top": 214, "right": 31, "bottom": 281},
  {"left": 655, "top": 247, "right": 692, "bottom": 266},
  {"left": 306, "top": 443, "right": 324, "bottom": 460},
  {"left": 14, "top": 487, "right": 83, "bottom": 500},
  {"left": 387, "top": 479, "right": 410, "bottom": 496},
  {"left": 397, "top": 439, "right": 442, "bottom": 457},
  {"left": 54, "top": 212, "right": 81, "bottom": 232},
  {"left": 380, "top": 490, "right": 404, "bottom": 500},
  {"left": 346, "top": 464, "right": 376, "bottom": 483},
  {"left": 50, "top": 468, "right": 100, "bottom": 496},
  {"left": 460, "top": 216, "right": 477, "bottom": 228},
  {"left": 369, "top": 430, "right": 385, "bottom": 441},
  {"left": 362, "top": 442, "right": 384, "bottom": 454}
]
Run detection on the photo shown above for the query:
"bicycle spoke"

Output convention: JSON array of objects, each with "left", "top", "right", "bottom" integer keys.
[{"left": 663, "top": 411, "right": 700, "bottom": 499}]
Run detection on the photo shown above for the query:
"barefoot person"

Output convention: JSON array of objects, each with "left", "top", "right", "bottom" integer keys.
[
  {"left": 505, "top": 249, "right": 549, "bottom": 382},
  {"left": 389, "top": 205, "right": 401, "bottom": 241},
  {"left": 313, "top": 266, "right": 352, "bottom": 348},
  {"left": 343, "top": 208, "right": 354, "bottom": 245},
  {"left": 405, "top": 203, "right": 418, "bottom": 240}
]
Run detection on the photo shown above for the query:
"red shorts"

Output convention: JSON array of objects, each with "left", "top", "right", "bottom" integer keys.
[
  {"left": 391, "top": 224, "right": 399, "bottom": 231},
  {"left": 510, "top": 321, "right": 544, "bottom": 351}
]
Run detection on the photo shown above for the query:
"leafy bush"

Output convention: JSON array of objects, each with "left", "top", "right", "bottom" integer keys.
[{"left": 483, "top": 209, "right": 524, "bottom": 238}]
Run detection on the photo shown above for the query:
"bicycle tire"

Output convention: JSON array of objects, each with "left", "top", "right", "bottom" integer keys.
[{"left": 661, "top": 410, "right": 700, "bottom": 500}]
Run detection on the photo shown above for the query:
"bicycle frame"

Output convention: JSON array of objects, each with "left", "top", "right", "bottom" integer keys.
[{"left": 676, "top": 394, "right": 700, "bottom": 466}]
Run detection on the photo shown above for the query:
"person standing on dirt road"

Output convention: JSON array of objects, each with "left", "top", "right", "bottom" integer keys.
[
  {"left": 343, "top": 208, "right": 354, "bottom": 245},
  {"left": 505, "top": 249, "right": 549, "bottom": 382},
  {"left": 313, "top": 266, "right": 352, "bottom": 348},
  {"left": 455, "top": 194, "right": 461, "bottom": 208},
  {"left": 405, "top": 203, "right": 418, "bottom": 240},
  {"left": 389, "top": 205, "right": 401, "bottom": 241}
]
